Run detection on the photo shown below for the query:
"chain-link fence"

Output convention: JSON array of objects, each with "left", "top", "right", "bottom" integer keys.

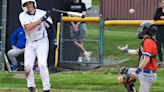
[{"left": 59, "top": 17, "right": 102, "bottom": 69}]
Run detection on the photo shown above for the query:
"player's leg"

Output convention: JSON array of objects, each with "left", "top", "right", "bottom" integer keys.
[
  {"left": 127, "top": 68, "right": 137, "bottom": 74},
  {"left": 70, "top": 23, "right": 85, "bottom": 62},
  {"left": 7, "top": 48, "right": 24, "bottom": 70},
  {"left": 36, "top": 38, "right": 50, "bottom": 91},
  {"left": 78, "top": 23, "right": 92, "bottom": 61},
  {"left": 24, "top": 44, "right": 36, "bottom": 89},
  {"left": 138, "top": 73, "right": 157, "bottom": 92}
]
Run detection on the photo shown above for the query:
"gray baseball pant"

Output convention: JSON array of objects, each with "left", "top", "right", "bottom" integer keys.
[{"left": 7, "top": 48, "right": 24, "bottom": 66}]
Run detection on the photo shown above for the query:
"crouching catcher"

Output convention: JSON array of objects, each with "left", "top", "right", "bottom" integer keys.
[{"left": 117, "top": 22, "right": 158, "bottom": 92}]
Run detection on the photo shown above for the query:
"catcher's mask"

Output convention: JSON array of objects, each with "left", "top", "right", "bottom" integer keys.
[{"left": 137, "top": 22, "right": 158, "bottom": 39}]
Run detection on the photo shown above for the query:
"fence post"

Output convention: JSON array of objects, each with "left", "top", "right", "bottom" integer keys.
[
  {"left": 0, "top": 0, "right": 7, "bottom": 71},
  {"left": 99, "top": 14, "right": 104, "bottom": 66},
  {"left": 59, "top": 13, "right": 64, "bottom": 63}
]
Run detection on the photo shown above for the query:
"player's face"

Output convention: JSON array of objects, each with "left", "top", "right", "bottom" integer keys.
[
  {"left": 74, "top": 0, "right": 80, "bottom": 3},
  {"left": 161, "top": 1, "right": 164, "bottom": 8},
  {"left": 24, "top": 1, "right": 35, "bottom": 11}
]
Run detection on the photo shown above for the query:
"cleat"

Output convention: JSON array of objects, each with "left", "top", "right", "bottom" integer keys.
[
  {"left": 28, "top": 87, "right": 36, "bottom": 92},
  {"left": 43, "top": 90, "right": 50, "bottom": 92}
]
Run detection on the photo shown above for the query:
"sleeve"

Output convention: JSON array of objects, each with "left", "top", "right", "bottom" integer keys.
[
  {"left": 10, "top": 30, "right": 17, "bottom": 46},
  {"left": 42, "top": 10, "right": 53, "bottom": 25},
  {"left": 82, "top": 3, "right": 87, "bottom": 11},
  {"left": 19, "top": 13, "right": 30, "bottom": 28},
  {"left": 154, "top": 8, "right": 162, "bottom": 20},
  {"left": 46, "top": 17, "right": 53, "bottom": 24},
  {"left": 143, "top": 39, "right": 153, "bottom": 57}
]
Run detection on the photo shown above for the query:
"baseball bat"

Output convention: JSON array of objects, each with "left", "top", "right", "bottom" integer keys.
[{"left": 52, "top": 8, "right": 85, "bottom": 18}]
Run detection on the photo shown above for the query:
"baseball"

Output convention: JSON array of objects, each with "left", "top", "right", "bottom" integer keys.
[{"left": 129, "top": 8, "right": 135, "bottom": 14}]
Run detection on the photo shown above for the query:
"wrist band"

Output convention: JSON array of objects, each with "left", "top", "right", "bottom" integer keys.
[
  {"left": 123, "top": 48, "right": 129, "bottom": 53},
  {"left": 135, "top": 68, "right": 141, "bottom": 74}
]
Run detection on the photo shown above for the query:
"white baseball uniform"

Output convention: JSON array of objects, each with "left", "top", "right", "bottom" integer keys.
[{"left": 19, "top": 9, "right": 52, "bottom": 90}]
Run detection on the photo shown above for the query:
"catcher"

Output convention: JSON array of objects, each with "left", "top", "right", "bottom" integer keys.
[{"left": 117, "top": 22, "right": 158, "bottom": 92}]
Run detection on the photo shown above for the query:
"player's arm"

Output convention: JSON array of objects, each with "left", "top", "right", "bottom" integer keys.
[
  {"left": 130, "top": 55, "right": 150, "bottom": 78},
  {"left": 138, "top": 55, "right": 150, "bottom": 69},
  {"left": 117, "top": 45, "right": 138, "bottom": 56},
  {"left": 154, "top": 8, "right": 163, "bottom": 20},
  {"left": 10, "top": 30, "right": 17, "bottom": 48},
  {"left": 24, "top": 20, "right": 42, "bottom": 31},
  {"left": 21, "top": 11, "right": 51, "bottom": 31}
]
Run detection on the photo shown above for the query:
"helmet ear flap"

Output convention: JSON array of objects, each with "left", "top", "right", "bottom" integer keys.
[{"left": 145, "top": 24, "right": 158, "bottom": 36}]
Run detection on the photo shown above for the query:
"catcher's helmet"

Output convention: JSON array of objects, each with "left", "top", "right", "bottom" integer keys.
[
  {"left": 21, "top": 0, "right": 37, "bottom": 12},
  {"left": 137, "top": 22, "right": 158, "bottom": 39}
]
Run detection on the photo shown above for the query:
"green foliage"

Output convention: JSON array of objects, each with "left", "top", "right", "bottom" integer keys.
[{"left": 92, "top": 0, "right": 99, "bottom": 6}]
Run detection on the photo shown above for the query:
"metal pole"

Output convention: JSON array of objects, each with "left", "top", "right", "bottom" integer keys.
[
  {"left": 0, "top": 0, "right": 7, "bottom": 70},
  {"left": 99, "top": 14, "right": 104, "bottom": 66},
  {"left": 59, "top": 13, "right": 63, "bottom": 63}
]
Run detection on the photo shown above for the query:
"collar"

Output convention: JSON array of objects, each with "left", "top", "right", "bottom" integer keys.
[{"left": 27, "top": 10, "right": 36, "bottom": 15}]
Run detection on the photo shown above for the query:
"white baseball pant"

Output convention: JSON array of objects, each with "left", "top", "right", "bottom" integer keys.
[{"left": 24, "top": 37, "right": 50, "bottom": 90}]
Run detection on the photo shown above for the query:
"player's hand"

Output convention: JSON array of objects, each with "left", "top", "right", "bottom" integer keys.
[
  {"left": 128, "top": 72, "right": 137, "bottom": 83},
  {"left": 160, "top": 16, "right": 164, "bottom": 20},
  {"left": 54, "top": 39, "right": 58, "bottom": 48},
  {"left": 41, "top": 10, "right": 51, "bottom": 21},
  {"left": 12, "top": 45, "right": 16, "bottom": 49},
  {"left": 117, "top": 44, "right": 128, "bottom": 51}
]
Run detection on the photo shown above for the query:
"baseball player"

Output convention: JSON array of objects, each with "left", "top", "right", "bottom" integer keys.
[
  {"left": 19, "top": 0, "right": 53, "bottom": 92},
  {"left": 117, "top": 22, "right": 158, "bottom": 92}
]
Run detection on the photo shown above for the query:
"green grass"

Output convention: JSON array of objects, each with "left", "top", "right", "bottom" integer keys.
[
  {"left": 92, "top": 0, "right": 99, "bottom": 6},
  {"left": 0, "top": 68, "right": 164, "bottom": 92}
]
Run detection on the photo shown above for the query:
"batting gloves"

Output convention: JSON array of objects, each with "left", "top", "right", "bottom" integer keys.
[
  {"left": 135, "top": 67, "right": 141, "bottom": 74},
  {"left": 41, "top": 10, "right": 51, "bottom": 21}
]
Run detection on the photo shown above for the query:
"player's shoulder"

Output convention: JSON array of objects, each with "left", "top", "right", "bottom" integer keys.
[
  {"left": 156, "top": 8, "right": 162, "bottom": 12},
  {"left": 144, "top": 38, "right": 155, "bottom": 45},
  {"left": 36, "top": 9, "right": 46, "bottom": 13},
  {"left": 19, "top": 11, "right": 26, "bottom": 16}
]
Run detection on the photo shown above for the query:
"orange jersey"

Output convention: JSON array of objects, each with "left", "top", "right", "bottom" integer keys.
[{"left": 140, "top": 38, "right": 158, "bottom": 70}]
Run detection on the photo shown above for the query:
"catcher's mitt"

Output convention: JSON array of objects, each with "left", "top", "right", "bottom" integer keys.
[
  {"left": 119, "top": 67, "right": 136, "bottom": 84},
  {"left": 118, "top": 67, "right": 137, "bottom": 92},
  {"left": 128, "top": 73, "right": 137, "bottom": 83}
]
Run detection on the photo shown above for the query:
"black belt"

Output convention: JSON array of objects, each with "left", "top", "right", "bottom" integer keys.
[
  {"left": 31, "top": 37, "right": 44, "bottom": 42},
  {"left": 142, "top": 70, "right": 155, "bottom": 74}
]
